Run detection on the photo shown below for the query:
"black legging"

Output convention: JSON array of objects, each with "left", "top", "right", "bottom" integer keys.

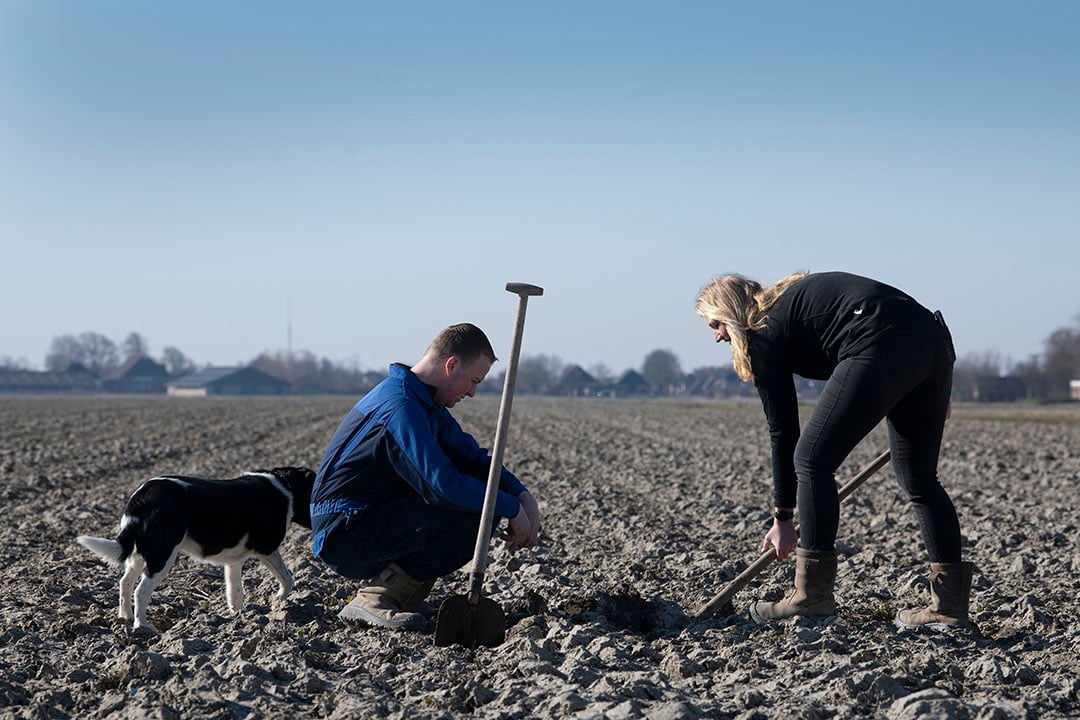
[{"left": 794, "top": 319, "right": 962, "bottom": 562}]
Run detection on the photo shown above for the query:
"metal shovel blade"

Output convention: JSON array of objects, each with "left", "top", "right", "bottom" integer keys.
[{"left": 433, "top": 595, "right": 506, "bottom": 648}]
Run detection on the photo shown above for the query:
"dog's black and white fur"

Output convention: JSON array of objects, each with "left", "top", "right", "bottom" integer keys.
[{"left": 77, "top": 466, "right": 315, "bottom": 633}]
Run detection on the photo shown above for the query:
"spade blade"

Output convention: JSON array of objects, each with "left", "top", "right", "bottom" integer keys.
[{"left": 434, "top": 595, "right": 506, "bottom": 648}]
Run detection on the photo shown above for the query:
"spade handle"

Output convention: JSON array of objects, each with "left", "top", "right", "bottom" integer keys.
[
  {"left": 692, "top": 448, "right": 891, "bottom": 618},
  {"left": 467, "top": 282, "right": 544, "bottom": 603}
]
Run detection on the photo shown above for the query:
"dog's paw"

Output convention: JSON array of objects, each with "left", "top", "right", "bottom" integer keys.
[{"left": 131, "top": 622, "right": 159, "bottom": 636}]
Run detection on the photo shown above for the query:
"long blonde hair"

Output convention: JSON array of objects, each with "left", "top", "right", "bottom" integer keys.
[{"left": 695, "top": 271, "right": 809, "bottom": 381}]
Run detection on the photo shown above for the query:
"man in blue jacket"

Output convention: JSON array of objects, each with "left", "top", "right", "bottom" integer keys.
[{"left": 310, "top": 323, "right": 542, "bottom": 630}]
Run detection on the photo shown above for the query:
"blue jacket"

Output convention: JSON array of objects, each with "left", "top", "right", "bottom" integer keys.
[{"left": 310, "top": 363, "right": 527, "bottom": 557}]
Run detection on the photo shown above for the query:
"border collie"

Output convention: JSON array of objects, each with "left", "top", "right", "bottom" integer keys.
[{"left": 76, "top": 466, "right": 315, "bottom": 633}]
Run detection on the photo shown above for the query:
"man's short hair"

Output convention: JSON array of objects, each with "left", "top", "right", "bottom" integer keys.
[{"left": 427, "top": 323, "right": 498, "bottom": 364}]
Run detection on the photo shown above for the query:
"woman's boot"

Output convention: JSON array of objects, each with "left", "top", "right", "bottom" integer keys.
[
  {"left": 895, "top": 561, "right": 973, "bottom": 631},
  {"left": 749, "top": 548, "right": 837, "bottom": 623}
]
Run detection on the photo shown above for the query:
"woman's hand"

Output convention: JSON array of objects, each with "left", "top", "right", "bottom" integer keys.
[{"left": 763, "top": 518, "right": 798, "bottom": 560}]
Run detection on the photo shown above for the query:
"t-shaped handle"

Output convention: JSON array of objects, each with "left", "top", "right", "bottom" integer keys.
[{"left": 505, "top": 283, "right": 544, "bottom": 297}]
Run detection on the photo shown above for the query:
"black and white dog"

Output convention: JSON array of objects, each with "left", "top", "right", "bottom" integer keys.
[{"left": 76, "top": 466, "right": 315, "bottom": 633}]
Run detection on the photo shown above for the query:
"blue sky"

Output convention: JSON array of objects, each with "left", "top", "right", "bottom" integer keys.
[{"left": 3, "top": 2, "right": 1078, "bottom": 376}]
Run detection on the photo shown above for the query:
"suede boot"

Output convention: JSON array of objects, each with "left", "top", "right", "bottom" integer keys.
[
  {"left": 401, "top": 579, "right": 438, "bottom": 618},
  {"left": 338, "top": 563, "right": 428, "bottom": 630},
  {"left": 749, "top": 548, "right": 838, "bottom": 623},
  {"left": 895, "top": 561, "right": 973, "bottom": 631}
]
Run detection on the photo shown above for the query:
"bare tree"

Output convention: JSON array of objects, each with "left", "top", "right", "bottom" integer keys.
[
  {"left": 952, "top": 351, "right": 1004, "bottom": 401},
  {"left": 1042, "top": 323, "right": 1080, "bottom": 401},
  {"left": 588, "top": 362, "right": 614, "bottom": 385},
  {"left": 1043, "top": 326, "right": 1080, "bottom": 378},
  {"left": 161, "top": 346, "right": 196, "bottom": 376},
  {"left": 1, "top": 355, "right": 31, "bottom": 370},
  {"left": 78, "top": 332, "right": 119, "bottom": 378},
  {"left": 45, "top": 334, "right": 84, "bottom": 372},
  {"left": 249, "top": 349, "right": 381, "bottom": 394},
  {"left": 641, "top": 349, "right": 683, "bottom": 393},
  {"left": 515, "top": 354, "right": 564, "bottom": 394},
  {"left": 44, "top": 332, "right": 119, "bottom": 377},
  {"left": 121, "top": 332, "right": 149, "bottom": 359},
  {"left": 1012, "top": 355, "right": 1048, "bottom": 400}
]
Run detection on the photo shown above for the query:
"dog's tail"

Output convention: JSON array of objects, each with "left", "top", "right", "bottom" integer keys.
[
  {"left": 77, "top": 515, "right": 138, "bottom": 566},
  {"left": 76, "top": 536, "right": 126, "bottom": 565}
]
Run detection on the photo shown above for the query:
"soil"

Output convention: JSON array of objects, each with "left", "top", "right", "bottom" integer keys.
[{"left": 1, "top": 395, "right": 1077, "bottom": 719}]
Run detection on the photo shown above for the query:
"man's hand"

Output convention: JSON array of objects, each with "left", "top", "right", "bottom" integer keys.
[{"left": 501, "top": 491, "right": 541, "bottom": 549}]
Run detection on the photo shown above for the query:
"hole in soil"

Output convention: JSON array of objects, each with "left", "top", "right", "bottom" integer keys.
[
  {"left": 559, "top": 585, "right": 688, "bottom": 635},
  {"left": 504, "top": 586, "right": 689, "bottom": 636},
  {"left": 504, "top": 589, "right": 551, "bottom": 629},
  {"left": 596, "top": 591, "right": 658, "bottom": 634}
]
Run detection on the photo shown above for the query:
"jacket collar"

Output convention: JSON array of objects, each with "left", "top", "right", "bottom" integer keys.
[{"left": 389, "top": 363, "right": 438, "bottom": 408}]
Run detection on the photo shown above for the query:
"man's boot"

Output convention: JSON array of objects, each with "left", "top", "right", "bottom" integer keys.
[
  {"left": 401, "top": 579, "right": 438, "bottom": 619},
  {"left": 749, "top": 548, "right": 838, "bottom": 623},
  {"left": 895, "top": 561, "right": 973, "bottom": 631},
  {"left": 338, "top": 563, "right": 428, "bottom": 630}
]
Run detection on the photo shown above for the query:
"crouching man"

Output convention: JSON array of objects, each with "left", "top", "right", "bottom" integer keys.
[{"left": 310, "top": 323, "right": 541, "bottom": 630}]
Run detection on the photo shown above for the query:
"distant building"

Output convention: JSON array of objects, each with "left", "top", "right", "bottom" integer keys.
[
  {"left": 104, "top": 355, "right": 169, "bottom": 394},
  {"left": 1071, "top": 379, "right": 1080, "bottom": 401},
  {"left": 166, "top": 367, "right": 290, "bottom": 397},
  {"left": 685, "top": 367, "right": 744, "bottom": 397},
  {"left": 552, "top": 365, "right": 601, "bottom": 396},
  {"left": 612, "top": 369, "right": 653, "bottom": 397},
  {"left": 972, "top": 375, "right": 1026, "bottom": 403},
  {"left": 0, "top": 363, "right": 99, "bottom": 394}
]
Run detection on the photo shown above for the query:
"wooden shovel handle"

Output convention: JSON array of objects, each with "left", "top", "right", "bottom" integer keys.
[
  {"left": 466, "top": 282, "right": 544, "bottom": 604},
  {"left": 691, "top": 448, "right": 891, "bottom": 619}
]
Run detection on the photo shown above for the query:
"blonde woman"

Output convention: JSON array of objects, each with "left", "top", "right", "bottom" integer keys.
[{"left": 696, "top": 271, "right": 970, "bottom": 631}]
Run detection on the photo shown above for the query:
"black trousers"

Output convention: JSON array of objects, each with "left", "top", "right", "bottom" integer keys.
[{"left": 795, "top": 316, "right": 962, "bottom": 562}]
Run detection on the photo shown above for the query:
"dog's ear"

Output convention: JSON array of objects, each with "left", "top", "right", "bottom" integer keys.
[{"left": 272, "top": 466, "right": 315, "bottom": 487}]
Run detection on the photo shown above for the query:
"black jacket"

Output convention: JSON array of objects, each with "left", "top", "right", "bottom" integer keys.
[{"left": 749, "top": 272, "right": 938, "bottom": 507}]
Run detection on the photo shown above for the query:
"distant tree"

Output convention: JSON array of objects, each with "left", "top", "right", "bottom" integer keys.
[
  {"left": 516, "top": 354, "right": 564, "bottom": 394},
  {"left": 249, "top": 349, "right": 382, "bottom": 394},
  {"left": 45, "top": 332, "right": 119, "bottom": 377},
  {"left": 1012, "top": 355, "right": 1048, "bottom": 400},
  {"left": 45, "top": 334, "right": 83, "bottom": 372},
  {"left": 641, "top": 349, "right": 682, "bottom": 393},
  {"left": 251, "top": 352, "right": 289, "bottom": 380},
  {"left": 161, "top": 346, "right": 196, "bottom": 376},
  {"left": 588, "top": 362, "right": 614, "bottom": 385},
  {"left": 121, "top": 332, "right": 149, "bottom": 359},
  {"left": 952, "top": 351, "right": 1003, "bottom": 401},
  {"left": 1043, "top": 325, "right": 1080, "bottom": 378},
  {"left": 78, "top": 332, "right": 119, "bottom": 378},
  {"left": 1042, "top": 320, "right": 1080, "bottom": 401},
  {"left": 0, "top": 355, "right": 31, "bottom": 370}
]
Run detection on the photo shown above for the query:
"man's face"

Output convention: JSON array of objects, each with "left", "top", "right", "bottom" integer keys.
[{"left": 436, "top": 355, "right": 493, "bottom": 407}]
